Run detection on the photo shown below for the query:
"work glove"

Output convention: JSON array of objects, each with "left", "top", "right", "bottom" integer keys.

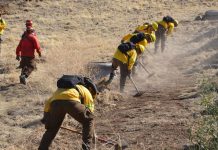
[
  {"left": 41, "top": 112, "right": 50, "bottom": 125},
  {"left": 127, "top": 70, "right": 132, "bottom": 76},
  {"left": 16, "top": 56, "right": 20, "bottom": 61},
  {"left": 38, "top": 52, "right": 42, "bottom": 57}
]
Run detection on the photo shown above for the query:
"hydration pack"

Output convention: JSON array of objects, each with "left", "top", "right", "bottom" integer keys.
[
  {"left": 57, "top": 75, "right": 99, "bottom": 98},
  {"left": 130, "top": 32, "right": 145, "bottom": 44},
  {"left": 118, "top": 42, "right": 135, "bottom": 55},
  {"left": 163, "top": 16, "right": 175, "bottom": 23}
]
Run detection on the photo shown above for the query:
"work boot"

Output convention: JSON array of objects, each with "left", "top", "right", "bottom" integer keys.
[
  {"left": 120, "top": 86, "right": 124, "bottom": 93},
  {"left": 105, "top": 72, "right": 115, "bottom": 85},
  {"left": 19, "top": 75, "right": 26, "bottom": 85}
]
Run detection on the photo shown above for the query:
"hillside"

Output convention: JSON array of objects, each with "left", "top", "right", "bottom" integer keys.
[{"left": 0, "top": 0, "right": 218, "bottom": 150}]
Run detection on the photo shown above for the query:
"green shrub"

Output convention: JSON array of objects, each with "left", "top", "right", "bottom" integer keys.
[{"left": 189, "top": 78, "right": 218, "bottom": 150}]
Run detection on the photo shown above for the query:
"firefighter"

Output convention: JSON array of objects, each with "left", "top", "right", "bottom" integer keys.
[
  {"left": 39, "top": 75, "right": 98, "bottom": 150},
  {"left": 0, "top": 13, "right": 7, "bottom": 43},
  {"left": 134, "top": 22, "right": 158, "bottom": 34},
  {"left": 16, "top": 20, "right": 42, "bottom": 84},
  {"left": 154, "top": 16, "right": 178, "bottom": 53},
  {"left": 107, "top": 33, "right": 155, "bottom": 92},
  {"left": 121, "top": 22, "right": 158, "bottom": 43}
]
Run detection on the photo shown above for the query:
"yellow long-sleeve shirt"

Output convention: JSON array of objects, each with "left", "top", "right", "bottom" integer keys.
[
  {"left": 0, "top": 18, "right": 7, "bottom": 35},
  {"left": 44, "top": 85, "right": 94, "bottom": 113},
  {"left": 113, "top": 48, "right": 137, "bottom": 70},
  {"left": 121, "top": 32, "right": 149, "bottom": 48},
  {"left": 135, "top": 24, "right": 148, "bottom": 32},
  {"left": 157, "top": 20, "right": 174, "bottom": 34},
  {"left": 136, "top": 39, "right": 148, "bottom": 48},
  {"left": 121, "top": 33, "right": 135, "bottom": 43},
  {"left": 135, "top": 24, "right": 154, "bottom": 34}
]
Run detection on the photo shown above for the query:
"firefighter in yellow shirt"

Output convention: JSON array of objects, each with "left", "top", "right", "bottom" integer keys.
[
  {"left": 121, "top": 32, "right": 156, "bottom": 48},
  {"left": 121, "top": 22, "right": 158, "bottom": 43},
  {"left": 39, "top": 75, "right": 98, "bottom": 150},
  {"left": 106, "top": 33, "right": 155, "bottom": 92},
  {"left": 154, "top": 16, "right": 178, "bottom": 53},
  {"left": 121, "top": 32, "right": 156, "bottom": 75},
  {"left": 134, "top": 22, "right": 158, "bottom": 34},
  {"left": 0, "top": 14, "right": 7, "bottom": 43}
]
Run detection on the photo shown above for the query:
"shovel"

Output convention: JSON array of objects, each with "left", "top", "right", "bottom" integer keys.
[
  {"left": 61, "top": 126, "right": 128, "bottom": 150},
  {"left": 128, "top": 75, "right": 145, "bottom": 97},
  {"left": 138, "top": 61, "right": 155, "bottom": 78}
]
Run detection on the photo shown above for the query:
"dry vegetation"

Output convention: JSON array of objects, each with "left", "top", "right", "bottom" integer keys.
[{"left": 0, "top": 0, "right": 218, "bottom": 150}]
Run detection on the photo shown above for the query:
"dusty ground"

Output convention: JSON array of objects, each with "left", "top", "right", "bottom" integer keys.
[{"left": 0, "top": 0, "right": 218, "bottom": 150}]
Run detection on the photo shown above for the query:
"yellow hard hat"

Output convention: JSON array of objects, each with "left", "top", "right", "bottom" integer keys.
[
  {"left": 174, "top": 20, "right": 179, "bottom": 27},
  {"left": 151, "top": 22, "right": 158, "bottom": 31}
]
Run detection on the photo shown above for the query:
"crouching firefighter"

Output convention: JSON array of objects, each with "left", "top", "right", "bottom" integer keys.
[
  {"left": 106, "top": 41, "right": 145, "bottom": 93},
  {"left": 134, "top": 22, "right": 158, "bottom": 34},
  {"left": 154, "top": 16, "right": 178, "bottom": 53},
  {"left": 38, "top": 75, "right": 99, "bottom": 150},
  {"left": 106, "top": 33, "right": 155, "bottom": 92}
]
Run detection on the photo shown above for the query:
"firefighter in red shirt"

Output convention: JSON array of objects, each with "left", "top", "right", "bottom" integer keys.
[{"left": 16, "top": 20, "right": 42, "bottom": 84}]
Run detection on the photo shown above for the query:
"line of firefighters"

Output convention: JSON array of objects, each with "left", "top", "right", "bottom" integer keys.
[
  {"left": 0, "top": 13, "right": 178, "bottom": 150},
  {"left": 106, "top": 16, "right": 178, "bottom": 92}
]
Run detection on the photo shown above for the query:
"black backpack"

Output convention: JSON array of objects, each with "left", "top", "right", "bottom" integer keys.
[
  {"left": 130, "top": 32, "right": 145, "bottom": 44},
  {"left": 21, "top": 30, "right": 36, "bottom": 39},
  {"left": 163, "top": 16, "right": 175, "bottom": 23},
  {"left": 57, "top": 75, "right": 99, "bottom": 98},
  {"left": 118, "top": 42, "right": 135, "bottom": 55}
]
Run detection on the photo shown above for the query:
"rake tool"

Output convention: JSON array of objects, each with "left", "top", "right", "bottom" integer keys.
[
  {"left": 138, "top": 61, "right": 155, "bottom": 78},
  {"left": 23, "top": 119, "right": 128, "bottom": 150},
  {"left": 60, "top": 126, "right": 128, "bottom": 150},
  {"left": 128, "top": 75, "right": 145, "bottom": 97},
  {"left": 145, "top": 47, "right": 154, "bottom": 57}
]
